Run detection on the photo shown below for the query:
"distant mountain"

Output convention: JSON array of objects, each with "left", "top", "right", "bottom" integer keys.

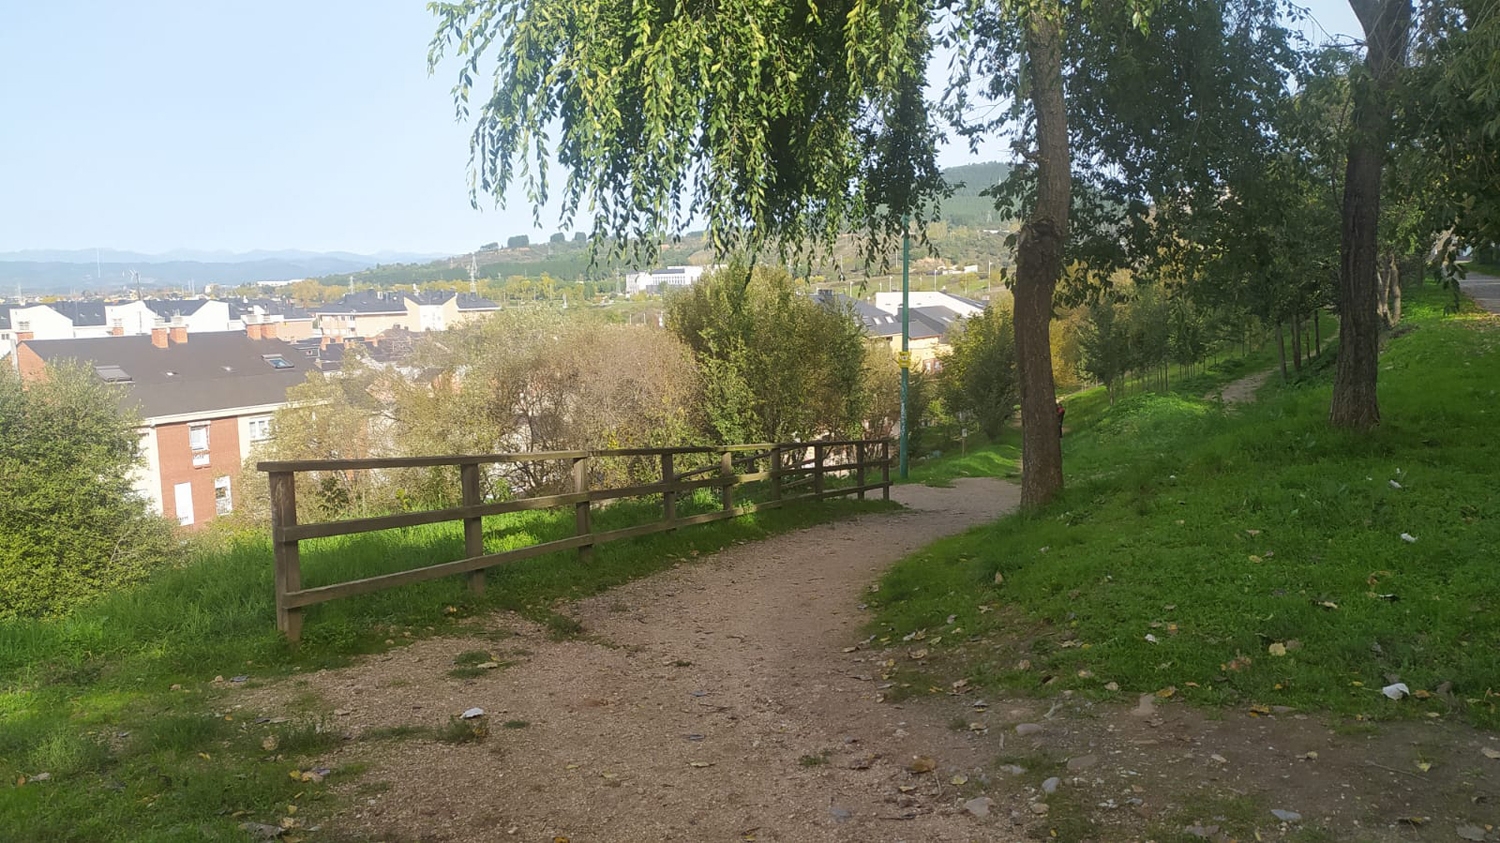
[
  {"left": 0, "top": 249, "right": 452, "bottom": 293},
  {"left": 0, "top": 248, "right": 445, "bottom": 265},
  {"left": 938, "top": 162, "right": 1013, "bottom": 228}
]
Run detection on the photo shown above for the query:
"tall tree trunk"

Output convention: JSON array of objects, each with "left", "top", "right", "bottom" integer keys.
[
  {"left": 1314, "top": 309, "right": 1321, "bottom": 356},
  {"left": 1291, "top": 313, "right": 1303, "bottom": 373},
  {"left": 1013, "top": 4, "right": 1069, "bottom": 509},
  {"left": 1331, "top": 0, "right": 1411, "bottom": 429},
  {"left": 1276, "top": 321, "right": 1288, "bottom": 381}
]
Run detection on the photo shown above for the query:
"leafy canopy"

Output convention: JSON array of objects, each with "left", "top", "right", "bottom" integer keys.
[{"left": 428, "top": 0, "right": 945, "bottom": 266}]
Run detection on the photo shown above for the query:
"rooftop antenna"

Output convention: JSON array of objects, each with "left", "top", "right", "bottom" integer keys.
[{"left": 125, "top": 269, "right": 141, "bottom": 301}]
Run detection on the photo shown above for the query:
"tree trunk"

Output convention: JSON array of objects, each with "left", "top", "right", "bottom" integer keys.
[
  {"left": 1291, "top": 313, "right": 1303, "bottom": 373},
  {"left": 1314, "top": 309, "right": 1321, "bottom": 356},
  {"left": 1013, "top": 4, "right": 1069, "bottom": 509},
  {"left": 1276, "top": 321, "right": 1288, "bottom": 381},
  {"left": 1331, "top": 0, "right": 1410, "bottom": 429}
]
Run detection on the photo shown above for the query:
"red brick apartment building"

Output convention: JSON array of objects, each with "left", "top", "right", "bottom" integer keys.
[{"left": 17, "top": 320, "right": 304, "bottom": 527}]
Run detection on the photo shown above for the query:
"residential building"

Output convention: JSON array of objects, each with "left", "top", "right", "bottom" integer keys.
[
  {"left": 624, "top": 265, "right": 714, "bottom": 295},
  {"left": 16, "top": 321, "right": 304, "bottom": 527},
  {"left": 822, "top": 290, "right": 987, "bottom": 372},
  {"left": 312, "top": 290, "right": 499, "bottom": 339}
]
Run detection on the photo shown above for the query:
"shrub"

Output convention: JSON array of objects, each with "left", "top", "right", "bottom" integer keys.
[{"left": 0, "top": 363, "right": 174, "bottom": 618}]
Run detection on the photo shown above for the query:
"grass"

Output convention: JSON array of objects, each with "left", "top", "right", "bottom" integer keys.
[
  {"left": 0, "top": 490, "right": 891, "bottom": 841},
  {"left": 870, "top": 288, "right": 1500, "bottom": 728}
]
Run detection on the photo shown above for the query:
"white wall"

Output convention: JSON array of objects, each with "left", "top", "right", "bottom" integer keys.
[
  {"left": 106, "top": 301, "right": 158, "bottom": 335},
  {"left": 133, "top": 427, "right": 164, "bottom": 515}
]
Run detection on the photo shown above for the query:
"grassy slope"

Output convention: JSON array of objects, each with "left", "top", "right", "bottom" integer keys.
[
  {"left": 871, "top": 290, "right": 1500, "bottom": 727},
  {"left": 0, "top": 491, "right": 891, "bottom": 841}
]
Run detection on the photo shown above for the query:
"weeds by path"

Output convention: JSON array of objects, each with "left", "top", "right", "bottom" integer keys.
[
  {"left": 871, "top": 288, "right": 1500, "bottom": 728},
  {"left": 0, "top": 494, "right": 890, "bottom": 841}
]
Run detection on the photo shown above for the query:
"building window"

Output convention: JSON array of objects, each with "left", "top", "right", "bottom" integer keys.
[
  {"left": 214, "top": 476, "right": 232, "bottom": 515},
  {"left": 188, "top": 423, "right": 209, "bottom": 451},
  {"left": 247, "top": 416, "right": 273, "bottom": 441},
  {"left": 262, "top": 354, "right": 294, "bottom": 370}
]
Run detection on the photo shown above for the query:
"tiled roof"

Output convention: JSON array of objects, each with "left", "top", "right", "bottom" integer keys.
[{"left": 23, "top": 333, "right": 305, "bottom": 419}]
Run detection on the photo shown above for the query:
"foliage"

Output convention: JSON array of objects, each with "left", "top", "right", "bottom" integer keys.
[
  {"left": 0, "top": 364, "right": 173, "bottom": 619},
  {"left": 871, "top": 289, "right": 1500, "bottom": 726},
  {"left": 665, "top": 264, "right": 869, "bottom": 442},
  {"left": 506, "top": 234, "right": 530, "bottom": 249},
  {"left": 247, "top": 310, "right": 701, "bottom": 521},
  {"left": 428, "top": 0, "right": 945, "bottom": 266},
  {"left": 936, "top": 304, "right": 1018, "bottom": 439}
]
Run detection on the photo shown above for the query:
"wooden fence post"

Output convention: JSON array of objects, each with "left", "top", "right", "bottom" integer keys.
[
  {"left": 813, "top": 443, "right": 825, "bottom": 498},
  {"left": 882, "top": 440, "right": 891, "bottom": 501},
  {"left": 573, "top": 455, "right": 592, "bottom": 562},
  {"left": 461, "top": 463, "right": 486, "bottom": 593},
  {"left": 661, "top": 451, "right": 676, "bottom": 527},
  {"left": 269, "top": 471, "right": 303, "bottom": 642},
  {"left": 720, "top": 450, "right": 734, "bottom": 511},
  {"left": 856, "top": 442, "right": 867, "bottom": 500},
  {"left": 770, "top": 445, "right": 783, "bottom": 502}
]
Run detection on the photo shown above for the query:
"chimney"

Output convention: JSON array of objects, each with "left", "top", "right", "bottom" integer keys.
[
  {"left": 169, "top": 316, "right": 187, "bottom": 345},
  {"left": 246, "top": 315, "right": 263, "bottom": 341},
  {"left": 16, "top": 331, "right": 33, "bottom": 342},
  {"left": 151, "top": 321, "right": 169, "bottom": 349},
  {"left": 261, "top": 320, "right": 279, "bottom": 340},
  {"left": 110, "top": 318, "right": 124, "bottom": 337}
]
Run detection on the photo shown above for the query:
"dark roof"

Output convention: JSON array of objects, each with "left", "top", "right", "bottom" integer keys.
[
  {"left": 144, "top": 299, "right": 213, "bottom": 320},
  {"left": 232, "top": 299, "right": 313, "bottom": 320},
  {"left": 816, "top": 292, "right": 964, "bottom": 341},
  {"left": 314, "top": 291, "right": 409, "bottom": 315},
  {"left": 454, "top": 292, "right": 499, "bottom": 311},
  {"left": 49, "top": 300, "right": 108, "bottom": 327},
  {"left": 0, "top": 305, "right": 9, "bottom": 330},
  {"left": 23, "top": 334, "right": 305, "bottom": 419}
]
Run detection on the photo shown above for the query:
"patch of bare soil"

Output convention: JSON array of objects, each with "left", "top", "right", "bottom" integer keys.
[
  {"left": 238, "top": 478, "right": 1500, "bottom": 842},
  {"left": 1208, "top": 369, "right": 1275, "bottom": 406}
]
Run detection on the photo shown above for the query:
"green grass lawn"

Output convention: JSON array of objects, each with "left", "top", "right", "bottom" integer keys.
[
  {"left": 0, "top": 490, "right": 891, "bottom": 841},
  {"left": 870, "top": 289, "right": 1500, "bottom": 728}
]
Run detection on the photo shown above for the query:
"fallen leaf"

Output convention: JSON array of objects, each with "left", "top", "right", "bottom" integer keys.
[
  {"left": 262, "top": 736, "right": 279, "bottom": 752},
  {"left": 1156, "top": 686, "right": 1177, "bottom": 699},
  {"left": 951, "top": 774, "right": 968, "bottom": 785},
  {"left": 688, "top": 761, "right": 713, "bottom": 768},
  {"left": 1416, "top": 761, "right": 1432, "bottom": 773},
  {"left": 1268, "top": 643, "right": 1287, "bottom": 657},
  {"left": 908, "top": 756, "right": 936, "bottom": 774}
]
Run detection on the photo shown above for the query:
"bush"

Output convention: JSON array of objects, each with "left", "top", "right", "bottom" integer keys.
[
  {"left": 0, "top": 363, "right": 174, "bottom": 618},
  {"left": 937, "top": 303, "right": 1019, "bottom": 439}
]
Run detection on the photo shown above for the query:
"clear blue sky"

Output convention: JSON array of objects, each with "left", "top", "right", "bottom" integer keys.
[{"left": 0, "top": 1, "right": 1361, "bottom": 256}]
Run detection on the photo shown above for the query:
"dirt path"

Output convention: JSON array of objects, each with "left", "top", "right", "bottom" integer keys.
[
  {"left": 1207, "top": 368, "right": 1274, "bottom": 406},
  {"left": 238, "top": 477, "right": 1500, "bottom": 842},
  {"left": 252, "top": 479, "right": 1025, "bottom": 842}
]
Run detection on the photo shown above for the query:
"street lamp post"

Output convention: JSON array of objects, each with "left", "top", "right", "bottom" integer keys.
[{"left": 899, "top": 217, "right": 911, "bottom": 479}]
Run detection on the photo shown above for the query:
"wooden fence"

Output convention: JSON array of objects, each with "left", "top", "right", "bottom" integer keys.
[{"left": 258, "top": 439, "right": 891, "bottom": 641}]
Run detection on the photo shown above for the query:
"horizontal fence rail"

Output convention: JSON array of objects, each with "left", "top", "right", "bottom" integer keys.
[{"left": 259, "top": 440, "right": 892, "bottom": 641}]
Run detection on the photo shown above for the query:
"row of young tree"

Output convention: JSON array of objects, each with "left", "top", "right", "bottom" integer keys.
[{"left": 430, "top": 0, "right": 1499, "bottom": 508}]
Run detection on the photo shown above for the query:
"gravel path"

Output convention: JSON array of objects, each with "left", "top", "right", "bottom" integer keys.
[{"left": 272, "top": 479, "right": 1023, "bottom": 842}]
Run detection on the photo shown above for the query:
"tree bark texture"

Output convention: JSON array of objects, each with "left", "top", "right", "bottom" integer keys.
[
  {"left": 1014, "top": 5, "right": 1069, "bottom": 509},
  {"left": 1276, "top": 321, "right": 1288, "bottom": 381},
  {"left": 1331, "top": 0, "right": 1410, "bottom": 429}
]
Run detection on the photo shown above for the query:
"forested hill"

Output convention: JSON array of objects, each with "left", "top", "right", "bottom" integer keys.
[{"left": 939, "top": 162, "right": 1013, "bottom": 228}]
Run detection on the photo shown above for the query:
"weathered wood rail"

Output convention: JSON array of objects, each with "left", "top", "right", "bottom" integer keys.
[{"left": 259, "top": 439, "right": 891, "bottom": 641}]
